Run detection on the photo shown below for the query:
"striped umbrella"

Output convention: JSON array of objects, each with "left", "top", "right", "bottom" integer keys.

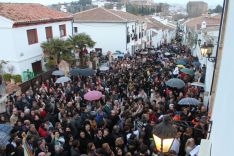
[{"left": 178, "top": 98, "right": 200, "bottom": 106}]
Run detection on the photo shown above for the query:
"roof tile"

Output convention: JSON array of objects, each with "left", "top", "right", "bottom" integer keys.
[
  {"left": 73, "top": 7, "right": 145, "bottom": 23},
  {"left": 0, "top": 3, "right": 72, "bottom": 26}
]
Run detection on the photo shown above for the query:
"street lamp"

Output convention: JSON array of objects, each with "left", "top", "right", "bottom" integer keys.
[
  {"left": 152, "top": 116, "right": 177, "bottom": 155},
  {"left": 200, "top": 42, "right": 216, "bottom": 62}
]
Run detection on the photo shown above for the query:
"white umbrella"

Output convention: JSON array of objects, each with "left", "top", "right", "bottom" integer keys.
[
  {"left": 52, "top": 70, "right": 65, "bottom": 76},
  {"left": 55, "top": 76, "right": 71, "bottom": 84},
  {"left": 140, "top": 51, "right": 148, "bottom": 55},
  {"left": 100, "top": 66, "right": 109, "bottom": 71},
  {"left": 191, "top": 82, "right": 205, "bottom": 88},
  {"left": 164, "top": 52, "right": 171, "bottom": 56}
]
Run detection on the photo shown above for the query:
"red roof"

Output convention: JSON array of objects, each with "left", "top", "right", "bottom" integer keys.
[
  {"left": 73, "top": 7, "right": 145, "bottom": 23},
  {"left": 0, "top": 3, "right": 73, "bottom": 27}
]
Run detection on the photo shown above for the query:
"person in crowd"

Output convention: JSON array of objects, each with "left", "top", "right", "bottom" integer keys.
[{"left": 4, "top": 41, "right": 208, "bottom": 156}]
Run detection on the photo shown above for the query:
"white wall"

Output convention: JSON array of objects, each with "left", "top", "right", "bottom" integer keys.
[
  {"left": 0, "top": 16, "right": 14, "bottom": 28},
  {"left": 73, "top": 22, "right": 127, "bottom": 55},
  {"left": 209, "top": 1, "right": 234, "bottom": 156},
  {"left": 127, "top": 22, "right": 137, "bottom": 55},
  {"left": 0, "top": 20, "right": 72, "bottom": 75}
]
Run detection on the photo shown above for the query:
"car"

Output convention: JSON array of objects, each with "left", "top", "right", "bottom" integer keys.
[{"left": 112, "top": 50, "right": 125, "bottom": 59}]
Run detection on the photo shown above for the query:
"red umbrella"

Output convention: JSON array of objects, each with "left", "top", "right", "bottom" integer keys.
[{"left": 84, "top": 90, "right": 102, "bottom": 101}]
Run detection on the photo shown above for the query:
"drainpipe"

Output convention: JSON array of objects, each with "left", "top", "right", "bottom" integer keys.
[
  {"left": 126, "top": 22, "right": 128, "bottom": 53},
  {"left": 72, "top": 19, "right": 74, "bottom": 36}
]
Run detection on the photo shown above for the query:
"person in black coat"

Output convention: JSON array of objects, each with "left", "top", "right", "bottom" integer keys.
[
  {"left": 14, "top": 139, "right": 24, "bottom": 156},
  {"left": 102, "top": 128, "right": 114, "bottom": 149},
  {"left": 78, "top": 131, "right": 89, "bottom": 154},
  {"left": 94, "top": 129, "right": 103, "bottom": 149}
]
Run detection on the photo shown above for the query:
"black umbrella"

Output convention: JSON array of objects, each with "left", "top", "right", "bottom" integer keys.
[
  {"left": 178, "top": 98, "right": 200, "bottom": 106},
  {"left": 70, "top": 68, "right": 95, "bottom": 77},
  {"left": 165, "top": 78, "right": 185, "bottom": 89}
]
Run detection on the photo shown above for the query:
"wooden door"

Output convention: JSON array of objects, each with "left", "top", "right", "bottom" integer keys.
[{"left": 32, "top": 61, "right": 42, "bottom": 75}]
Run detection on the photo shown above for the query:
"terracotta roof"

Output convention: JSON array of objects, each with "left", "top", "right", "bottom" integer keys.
[
  {"left": 73, "top": 7, "right": 144, "bottom": 23},
  {"left": 146, "top": 17, "right": 173, "bottom": 31},
  {"left": 0, "top": 3, "right": 72, "bottom": 27},
  {"left": 185, "top": 14, "right": 221, "bottom": 30}
]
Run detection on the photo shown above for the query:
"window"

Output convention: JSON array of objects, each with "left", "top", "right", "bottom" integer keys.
[
  {"left": 59, "top": 24, "right": 66, "bottom": 37},
  {"left": 127, "top": 34, "right": 130, "bottom": 43},
  {"left": 27, "top": 29, "right": 38, "bottom": 45},
  {"left": 74, "top": 27, "right": 78, "bottom": 34},
  {"left": 45, "top": 26, "right": 53, "bottom": 41}
]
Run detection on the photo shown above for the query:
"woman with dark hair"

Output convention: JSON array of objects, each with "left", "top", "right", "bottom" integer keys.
[
  {"left": 70, "top": 140, "right": 80, "bottom": 156},
  {"left": 79, "top": 131, "right": 89, "bottom": 154},
  {"left": 87, "top": 142, "right": 96, "bottom": 156}
]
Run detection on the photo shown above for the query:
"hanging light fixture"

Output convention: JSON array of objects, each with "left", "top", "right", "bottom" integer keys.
[
  {"left": 152, "top": 116, "right": 177, "bottom": 154},
  {"left": 200, "top": 42, "right": 215, "bottom": 62}
]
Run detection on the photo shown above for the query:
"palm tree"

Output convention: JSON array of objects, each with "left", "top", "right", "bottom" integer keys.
[
  {"left": 41, "top": 38, "right": 74, "bottom": 68},
  {"left": 68, "top": 33, "right": 95, "bottom": 68}
]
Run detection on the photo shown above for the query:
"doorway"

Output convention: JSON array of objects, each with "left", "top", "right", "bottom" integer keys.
[{"left": 32, "top": 61, "right": 42, "bottom": 75}]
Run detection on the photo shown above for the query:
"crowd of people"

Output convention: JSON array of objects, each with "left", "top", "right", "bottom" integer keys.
[{"left": 1, "top": 41, "right": 209, "bottom": 156}]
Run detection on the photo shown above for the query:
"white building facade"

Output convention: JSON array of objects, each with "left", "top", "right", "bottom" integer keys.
[
  {"left": 198, "top": 1, "right": 234, "bottom": 155},
  {"left": 0, "top": 3, "right": 73, "bottom": 78},
  {"left": 73, "top": 7, "right": 146, "bottom": 55}
]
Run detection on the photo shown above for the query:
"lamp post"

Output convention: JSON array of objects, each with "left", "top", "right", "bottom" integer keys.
[
  {"left": 152, "top": 116, "right": 177, "bottom": 156},
  {"left": 200, "top": 42, "right": 215, "bottom": 62}
]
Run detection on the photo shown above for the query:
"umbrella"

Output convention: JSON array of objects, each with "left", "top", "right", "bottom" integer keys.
[
  {"left": 181, "top": 68, "right": 194, "bottom": 76},
  {"left": 99, "top": 66, "right": 109, "bottom": 71},
  {"left": 52, "top": 70, "right": 65, "bottom": 76},
  {"left": 192, "top": 61, "right": 201, "bottom": 67},
  {"left": 165, "top": 78, "right": 185, "bottom": 89},
  {"left": 191, "top": 82, "right": 205, "bottom": 88},
  {"left": 55, "top": 76, "right": 71, "bottom": 84},
  {"left": 178, "top": 98, "right": 200, "bottom": 106},
  {"left": 79, "top": 68, "right": 96, "bottom": 76},
  {"left": 0, "top": 124, "right": 13, "bottom": 134},
  {"left": 176, "top": 60, "right": 187, "bottom": 65},
  {"left": 84, "top": 90, "right": 102, "bottom": 101},
  {"left": 177, "top": 64, "right": 185, "bottom": 68},
  {"left": 70, "top": 68, "right": 95, "bottom": 77},
  {"left": 0, "top": 131, "right": 11, "bottom": 148},
  {"left": 70, "top": 68, "right": 80, "bottom": 76},
  {"left": 140, "top": 51, "right": 148, "bottom": 55},
  {"left": 0, "top": 124, "right": 13, "bottom": 148},
  {"left": 164, "top": 52, "right": 171, "bottom": 56}
]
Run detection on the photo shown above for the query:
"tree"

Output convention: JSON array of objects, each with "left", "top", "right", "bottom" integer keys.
[
  {"left": 209, "top": 5, "right": 223, "bottom": 13},
  {"left": 0, "top": 60, "right": 8, "bottom": 74},
  {"left": 41, "top": 38, "right": 74, "bottom": 68},
  {"left": 78, "top": 0, "right": 92, "bottom": 7},
  {"left": 213, "top": 5, "right": 223, "bottom": 13},
  {"left": 68, "top": 33, "right": 95, "bottom": 68}
]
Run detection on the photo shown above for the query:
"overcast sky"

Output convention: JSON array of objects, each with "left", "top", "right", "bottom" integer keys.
[{"left": 0, "top": 0, "right": 224, "bottom": 6}]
